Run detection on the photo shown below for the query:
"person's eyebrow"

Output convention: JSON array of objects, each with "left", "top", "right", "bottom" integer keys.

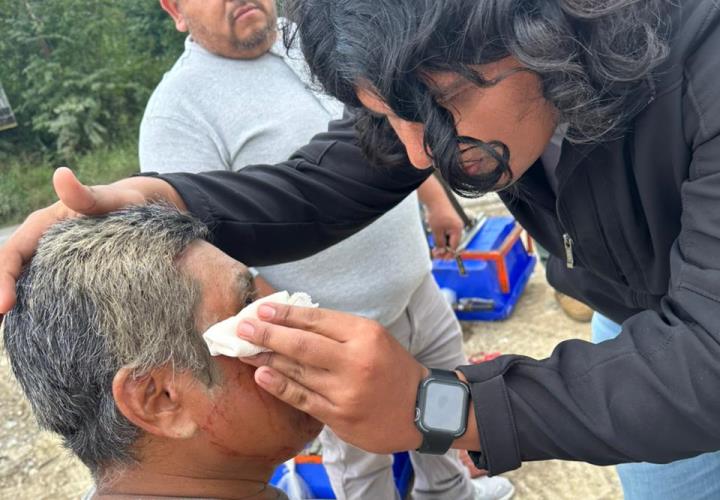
[{"left": 234, "top": 268, "right": 258, "bottom": 307}]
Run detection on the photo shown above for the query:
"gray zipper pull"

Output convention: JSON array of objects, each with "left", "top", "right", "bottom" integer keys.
[{"left": 563, "top": 233, "right": 575, "bottom": 269}]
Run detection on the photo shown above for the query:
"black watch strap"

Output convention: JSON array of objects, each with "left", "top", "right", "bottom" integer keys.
[
  {"left": 416, "top": 427, "right": 455, "bottom": 454},
  {"left": 415, "top": 369, "right": 465, "bottom": 455}
]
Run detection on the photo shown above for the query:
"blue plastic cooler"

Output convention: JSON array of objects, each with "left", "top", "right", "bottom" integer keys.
[{"left": 432, "top": 216, "right": 536, "bottom": 321}]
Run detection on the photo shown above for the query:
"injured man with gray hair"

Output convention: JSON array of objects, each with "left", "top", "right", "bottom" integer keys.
[{"left": 2, "top": 204, "right": 322, "bottom": 499}]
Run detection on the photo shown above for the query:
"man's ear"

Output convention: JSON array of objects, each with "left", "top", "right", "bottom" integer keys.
[
  {"left": 159, "top": 0, "right": 189, "bottom": 32},
  {"left": 113, "top": 366, "right": 199, "bottom": 439}
]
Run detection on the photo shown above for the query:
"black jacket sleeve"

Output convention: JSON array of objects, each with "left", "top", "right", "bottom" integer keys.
[
  {"left": 458, "top": 22, "right": 720, "bottom": 475},
  {"left": 156, "top": 111, "right": 431, "bottom": 265}
]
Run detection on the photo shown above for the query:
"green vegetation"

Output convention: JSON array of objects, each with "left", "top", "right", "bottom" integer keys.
[
  {"left": 0, "top": 143, "right": 139, "bottom": 225},
  {"left": 0, "top": 0, "right": 184, "bottom": 157},
  {"left": 0, "top": 0, "right": 185, "bottom": 225}
]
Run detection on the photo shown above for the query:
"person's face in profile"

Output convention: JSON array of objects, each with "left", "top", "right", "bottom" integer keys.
[
  {"left": 356, "top": 57, "right": 559, "bottom": 188},
  {"left": 181, "top": 240, "right": 322, "bottom": 461},
  {"left": 114, "top": 240, "right": 321, "bottom": 470},
  {"left": 161, "top": 0, "right": 278, "bottom": 59}
]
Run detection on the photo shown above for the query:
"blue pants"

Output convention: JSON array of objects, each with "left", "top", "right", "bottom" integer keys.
[{"left": 591, "top": 313, "right": 720, "bottom": 500}]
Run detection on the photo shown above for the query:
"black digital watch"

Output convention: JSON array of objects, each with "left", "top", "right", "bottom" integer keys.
[{"left": 414, "top": 368, "right": 470, "bottom": 454}]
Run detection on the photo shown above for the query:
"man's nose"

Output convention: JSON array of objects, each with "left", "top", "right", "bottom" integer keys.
[{"left": 395, "top": 121, "right": 432, "bottom": 169}]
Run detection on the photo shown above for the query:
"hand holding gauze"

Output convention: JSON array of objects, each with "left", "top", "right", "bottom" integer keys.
[{"left": 203, "top": 291, "right": 318, "bottom": 357}]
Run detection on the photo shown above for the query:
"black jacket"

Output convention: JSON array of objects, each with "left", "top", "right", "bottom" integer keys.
[{"left": 159, "top": 0, "right": 720, "bottom": 475}]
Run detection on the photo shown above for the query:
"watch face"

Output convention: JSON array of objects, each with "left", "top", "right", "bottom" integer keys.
[{"left": 421, "top": 381, "right": 467, "bottom": 434}]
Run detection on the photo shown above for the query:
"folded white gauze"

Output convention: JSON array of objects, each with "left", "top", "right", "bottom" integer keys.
[{"left": 202, "top": 291, "right": 318, "bottom": 358}]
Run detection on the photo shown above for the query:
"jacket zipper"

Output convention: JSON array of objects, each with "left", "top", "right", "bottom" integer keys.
[
  {"left": 557, "top": 175, "right": 578, "bottom": 270},
  {"left": 563, "top": 233, "right": 575, "bottom": 269}
]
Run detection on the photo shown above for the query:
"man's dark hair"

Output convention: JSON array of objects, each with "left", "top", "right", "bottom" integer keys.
[
  {"left": 284, "top": 0, "right": 670, "bottom": 196},
  {"left": 3, "top": 204, "right": 212, "bottom": 476}
]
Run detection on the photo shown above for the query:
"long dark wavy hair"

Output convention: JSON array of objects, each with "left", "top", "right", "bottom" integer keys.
[{"left": 283, "top": 0, "right": 670, "bottom": 196}]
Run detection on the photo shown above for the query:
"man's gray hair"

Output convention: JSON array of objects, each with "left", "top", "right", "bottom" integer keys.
[{"left": 3, "top": 204, "right": 214, "bottom": 475}]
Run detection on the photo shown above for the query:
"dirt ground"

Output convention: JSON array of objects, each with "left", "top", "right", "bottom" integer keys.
[{"left": 0, "top": 195, "right": 622, "bottom": 499}]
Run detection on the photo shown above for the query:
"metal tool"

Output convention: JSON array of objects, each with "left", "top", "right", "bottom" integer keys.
[
  {"left": 432, "top": 172, "right": 489, "bottom": 277},
  {"left": 456, "top": 297, "right": 495, "bottom": 312},
  {"left": 456, "top": 214, "right": 488, "bottom": 253},
  {"left": 446, "top": 214, "right": 487, "bottom": 278},
  {"left": 440, "top": 288, "right": 495, "bottom": 312}
]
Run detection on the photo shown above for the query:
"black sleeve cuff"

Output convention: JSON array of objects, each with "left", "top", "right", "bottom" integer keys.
[
  {"left": 152, "top": 172, "right": 217, "bottom": 228},
  {"left": 457, "top": 364, "right": 522, "bottom": 475}
]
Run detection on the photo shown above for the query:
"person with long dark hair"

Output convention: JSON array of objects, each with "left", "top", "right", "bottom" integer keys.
[{"left": 2, "top": 1, "right": 720, "bottom": 498}]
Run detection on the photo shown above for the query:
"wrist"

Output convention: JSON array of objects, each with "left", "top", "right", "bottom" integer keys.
[
  {"left": 409, "top": 365, "right": 430, "bottom": 449},
  {"left": 414, "top": 368, "right": 470, "bottom": 454},
  {"left": 424, "top": 200, "right": 451, "bottom": 216}
]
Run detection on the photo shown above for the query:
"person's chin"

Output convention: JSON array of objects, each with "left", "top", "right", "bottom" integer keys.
[
  {"left": 283, "top": 407, "right": 323, "bottom": 445},
  {"left": 272, "top": 400, "right": 323, "bottom": 441},
  {"left": 295, "top": 409, "right": 323, "bottom": 438},
  {"left": 265, "top": 413, "right": 322, "bottom": 464},
  {"left": 307, "top": 416, "right": 324, "bottom": 437}
]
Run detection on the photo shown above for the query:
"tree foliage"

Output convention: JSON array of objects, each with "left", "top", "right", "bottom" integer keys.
[{"left": 0, "top": 0, "right": 185, "bottom": 159}]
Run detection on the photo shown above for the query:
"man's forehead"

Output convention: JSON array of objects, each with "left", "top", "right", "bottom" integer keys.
[
  {"left": 180, "top": 240, "right": 249, "bottom": 277},
  {"left": 180, "top": 240, "right": 254, "bottom": 331}
]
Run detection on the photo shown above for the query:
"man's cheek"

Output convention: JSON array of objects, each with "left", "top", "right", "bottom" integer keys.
[{"left": 215, "top": 357, "right": 256, "bottom": 384}]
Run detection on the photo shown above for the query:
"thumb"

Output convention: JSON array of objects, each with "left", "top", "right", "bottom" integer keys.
[
  {"left": 53, "top": 167, "right": 144, "bottom": 215},
  {"left": 53, "top": 167, "right": 103, "bottom": 214}
]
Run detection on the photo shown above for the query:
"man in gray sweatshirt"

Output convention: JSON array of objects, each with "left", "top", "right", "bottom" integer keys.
[{"left": 139, "top": 1, "right": 514, "bottom": 499}]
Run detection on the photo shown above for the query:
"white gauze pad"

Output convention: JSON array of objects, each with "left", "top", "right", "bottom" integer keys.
[{"left": 202, "top": 291, "right": 318, "bottom": 358}]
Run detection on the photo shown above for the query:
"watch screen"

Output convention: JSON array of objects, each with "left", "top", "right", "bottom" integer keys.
[{"left": 423, "top": 382, "right": 465, "bottom": 433}]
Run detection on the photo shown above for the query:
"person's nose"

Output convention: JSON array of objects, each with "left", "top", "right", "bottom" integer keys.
[{"left": 392, "top": 120, "right": 433, "bottom": 169}]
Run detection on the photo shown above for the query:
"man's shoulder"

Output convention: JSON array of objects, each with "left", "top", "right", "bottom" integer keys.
[
  {"left": 151, "top": 54, "right": 218, "bottom": 100},
  {"left": 142, "top": 75, "right": 199, "bottom": 124},
  {"left": 143, "top": 54, "right": 235, "bottom": 122}
]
